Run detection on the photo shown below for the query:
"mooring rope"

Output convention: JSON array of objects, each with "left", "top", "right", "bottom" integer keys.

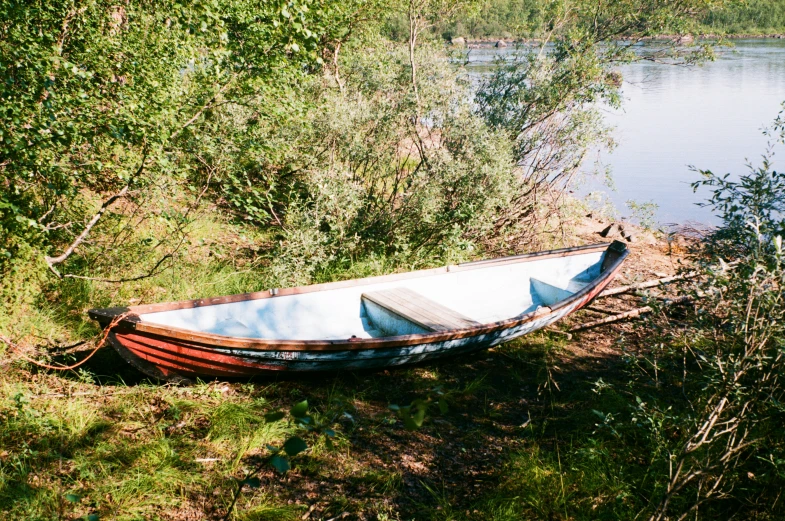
[{"left": 0, "top": 312, "right": 130, "bottom": 371}]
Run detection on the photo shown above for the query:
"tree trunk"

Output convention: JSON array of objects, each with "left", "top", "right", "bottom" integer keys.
[{"left": 408, "top": 5, "right": 419, "bottom": 105}]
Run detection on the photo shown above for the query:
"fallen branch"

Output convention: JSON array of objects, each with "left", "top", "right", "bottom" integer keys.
[
  {"left": 571, "top": 295, "right": 694, "bottom": 332},
  {"left": 545, "top": 328, "right": 573, "bottom": 340},
  {"left": 598, "top": 272, "right": 699, "bottom": 298},
  {"left": 585, "top": 304, "right": 619, "bottom": 315},
  {"left": 571, "top": 306, "right": 653, "bottom": 331},
  {"left": 45, "top": 151, "right": 148, "bottom": 278}
]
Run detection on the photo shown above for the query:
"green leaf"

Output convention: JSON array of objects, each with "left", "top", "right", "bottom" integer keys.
[
  {"left": 264, "top": 411, "right": 286, "bottom": 423},
  {"left": 411, "top": 407, "right": 425, "bottom": 427},
  {"left": 438, "top": 398, "right": 448, "bottom": 415},
  {"left": 87, "top": 515, "right": 100, "bottom": 521},
  {"left": 282, "top": 436, "right": 308, "bottom": 456},
  {"left": 242, "top": 477, "right": 261, "bottom": 488},
  {"left": 269, "top": 454, "right": 290, "bottom": 473},
  {"left": 290, "top": 400, "right": 308, "bottom": 418},
  {"left": 65, "top": 493, "right": 80, "bottom": 503},
  {"left": 401, "top": 406, "right": 425, "bottom": 430},
  {"left": 294, "top": 415, "right": 312, "bottom": 425}
]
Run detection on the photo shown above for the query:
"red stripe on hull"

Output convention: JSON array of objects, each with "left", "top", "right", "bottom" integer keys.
[{"left": 115, "top": 332, "right": 284, "bottom": 377}]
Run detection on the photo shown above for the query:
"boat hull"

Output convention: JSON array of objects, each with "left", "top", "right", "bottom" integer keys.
[{"left": 106, "top": 262, "right": 620, "bottom": 381}]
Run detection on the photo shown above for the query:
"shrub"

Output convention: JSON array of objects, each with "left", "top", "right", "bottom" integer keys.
[{"left": 617, "top": 109, "right": 785, "bottom": 520}]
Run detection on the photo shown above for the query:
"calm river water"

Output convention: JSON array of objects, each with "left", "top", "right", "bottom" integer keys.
[{"left": 465, "top": 39, "right": 785, "bottom": 225}]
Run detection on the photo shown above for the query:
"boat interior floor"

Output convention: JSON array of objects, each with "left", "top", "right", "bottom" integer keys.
[{"left": 137, "top": 250, "right": 605, "bottom": 341}]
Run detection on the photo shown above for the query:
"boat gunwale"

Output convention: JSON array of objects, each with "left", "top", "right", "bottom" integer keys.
[{"left": 91, "top": 242, "right": 626, "bottom": 351}]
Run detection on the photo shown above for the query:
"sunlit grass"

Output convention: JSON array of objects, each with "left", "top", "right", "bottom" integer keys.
[{"left": 0, "top": 375, "right": 312, "bottom": 519}]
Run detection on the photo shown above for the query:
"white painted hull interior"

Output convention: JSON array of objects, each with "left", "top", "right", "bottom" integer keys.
[{"left": 140, "top": 250, "right": 606, "bottom": 341}]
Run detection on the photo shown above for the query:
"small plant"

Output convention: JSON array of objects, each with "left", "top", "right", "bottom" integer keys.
[
  {"left": 626, "top": 199, "right": 659, "bottom": 231},
  {"left": 222, "top": 399, "right": 340, "bottom": 520},
  {"left": 388, "top": 386, "right": 450, "bottom": 430}
]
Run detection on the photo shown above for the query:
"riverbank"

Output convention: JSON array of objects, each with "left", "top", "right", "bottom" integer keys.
[{"left": 0, "top": 218, "right": 698, "bottom": 520}]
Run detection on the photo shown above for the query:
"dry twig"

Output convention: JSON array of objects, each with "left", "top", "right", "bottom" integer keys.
[
  {"left": 572, "top": 295, "right": 694, "bottom": 332},
  {"left": 598, "top": 272, "right": 699, "bottom": 298}
]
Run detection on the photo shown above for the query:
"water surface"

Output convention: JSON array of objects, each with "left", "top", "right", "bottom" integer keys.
[{"left": 465, "top": 40, "right": 785, "bottom": 224}]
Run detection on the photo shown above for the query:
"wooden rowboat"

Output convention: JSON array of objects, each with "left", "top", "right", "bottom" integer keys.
[{"left": 89, "top": 241, "right": 628, "bottom": 381}]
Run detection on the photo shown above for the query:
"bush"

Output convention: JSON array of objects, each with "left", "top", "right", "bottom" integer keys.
[
  {"left": 610, "top": 109, "right": 785, "bottom": 520},
  {"left": 264, "top": 41, "right": 520, "bottom": 281}
]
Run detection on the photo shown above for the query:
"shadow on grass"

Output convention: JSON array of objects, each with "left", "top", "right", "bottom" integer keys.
[
  {"left": 24, "top": 331, "right": 647, "bottom": 520},
  {"left": 222, "top": 335, "right": 645, "bottom": 520}
]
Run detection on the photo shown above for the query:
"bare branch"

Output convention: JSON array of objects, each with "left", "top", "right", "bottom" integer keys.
[
  {"left": 44, "top": 150, "right": 149, "bottom": 277},
  {"left": 62, "top": 252, "right": 174, "bottom": 283}
]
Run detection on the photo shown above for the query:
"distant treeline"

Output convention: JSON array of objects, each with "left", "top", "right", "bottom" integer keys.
[
  {"left": 701, "top": 0, "right": 785, "bottom": 34},
  {"left": 431, "top": 0, "right": 785, "bottom": 40}
]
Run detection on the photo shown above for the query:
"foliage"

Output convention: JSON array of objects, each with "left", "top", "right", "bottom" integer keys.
[
  {"left": 254, "top": 39, "right": 522, "bottom": 284},
  {"left": 701, "top": 0, "right": 785, "bottom": 34},
  {"left": 592, "top": 110, "right": 785, "bottom": 520},
  {"left": 0, "top": 0, "right": 331, "bottom": 303},
  {"left": 476, "top": 51, "right": 616, "bottom": 242},
  {"left": 693, "top": 107, "right": 785, "bottom": 258},
  {"left": 441, "top": 0, "right": 546, "bottom": 39},
  {"left": 435, "top": 0, "right": 785, "bottom": 39}
]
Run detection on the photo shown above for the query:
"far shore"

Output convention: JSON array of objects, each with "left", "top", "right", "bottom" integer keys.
[{"left": 453, "top": 33, "right": 785, "bottom": 47}]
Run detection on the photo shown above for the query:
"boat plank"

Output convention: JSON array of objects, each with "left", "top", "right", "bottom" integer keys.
[{"left": 362, "top": 287, "right": 480, "bottom": 332}]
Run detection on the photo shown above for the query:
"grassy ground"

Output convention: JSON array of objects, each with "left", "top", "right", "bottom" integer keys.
[
  {"left": 1, "top": 216, "right": 690, "bottom": 520},
  {"left": 1, "top": 328, "right": 654, "bottom": 521}
]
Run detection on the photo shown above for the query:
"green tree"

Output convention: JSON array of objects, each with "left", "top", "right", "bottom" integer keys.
[
  {"left": 473, "top": 0, "right": 724, "bottom": 244},
  {"left": 0, "top": 0, "right": 325, "bottom": 281}
]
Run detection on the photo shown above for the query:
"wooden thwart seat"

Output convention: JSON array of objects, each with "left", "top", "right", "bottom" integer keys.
[{"left": 362, "top": 287, "right": 480, "bottom": 332}]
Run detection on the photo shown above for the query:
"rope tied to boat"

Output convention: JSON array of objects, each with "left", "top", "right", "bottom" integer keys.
[{"left": 0, "top": 312, "right": 131, "bottom": 371}]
